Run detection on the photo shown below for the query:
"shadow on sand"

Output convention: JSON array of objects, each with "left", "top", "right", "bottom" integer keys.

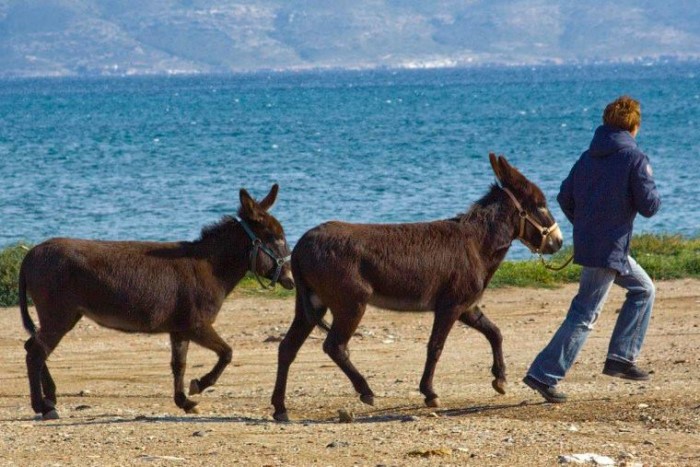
[{"left": 7, "top": 400, "right": 545, "bottom": 427}]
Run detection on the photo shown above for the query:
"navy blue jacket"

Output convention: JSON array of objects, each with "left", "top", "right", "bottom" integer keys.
[{"left": 558, "top": 125, "right": 661, "bottom": 274}]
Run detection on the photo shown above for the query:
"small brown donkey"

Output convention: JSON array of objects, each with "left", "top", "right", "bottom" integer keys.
[
  {"left": 20, "top": 184, "right": 294, "bottom": 420},
  {"left": 272, "top": 154, "right": 563, "bottom": 421}
]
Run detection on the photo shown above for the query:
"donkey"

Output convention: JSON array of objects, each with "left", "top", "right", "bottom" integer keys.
[
  {"left": 271, "top": 154, "right": 563, "bottom": 421},
  {"left": 19, "top": 184, "right": 294, "bottom": 420}
]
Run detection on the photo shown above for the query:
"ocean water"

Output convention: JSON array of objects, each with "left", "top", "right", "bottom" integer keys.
[{"left": 1, "top": 63, "right": 699, "bottom": 260}]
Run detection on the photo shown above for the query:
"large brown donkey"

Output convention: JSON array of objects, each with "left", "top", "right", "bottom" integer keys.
[
  {"left": 20, "top": 184, "right": 294, "bottom": 420},
  {"left": 272, "top": 154, "right": 563, "bottom": 421}
]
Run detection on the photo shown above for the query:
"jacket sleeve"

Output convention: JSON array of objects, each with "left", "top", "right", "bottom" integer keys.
[
  {"left": 557, "top": 162, "right": 576, "bottom": 223},
  {"left": 630, "top": 153, "right": 661, "bottom": 218}
]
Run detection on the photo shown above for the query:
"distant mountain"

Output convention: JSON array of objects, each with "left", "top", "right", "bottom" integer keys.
[{"left": 1, "top": 0, "right": 699, "bottom": 77}]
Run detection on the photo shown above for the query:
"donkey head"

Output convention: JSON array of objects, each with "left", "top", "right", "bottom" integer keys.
[
  {"left": 238, "top": 184, "right": 295, "bottom": 289},
  {"left": 489, "top": 153, "right": 563, "bottom": 255}
]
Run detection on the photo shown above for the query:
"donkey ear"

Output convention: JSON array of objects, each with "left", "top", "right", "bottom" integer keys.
[
  {"left": 239, "top": 188, "right": 262, "bottom": 221},
  {"left": 498, "top": 155, "right": 530, "bottom": 189},
  {"left": 258, "top": 184, "right": 279, "bottom": 211},
  {"left": 489, "top": 152, "right": 504, "bottom": 183},
  {"left": 497, "top": 155, "right": 512, "bottom": 178}
]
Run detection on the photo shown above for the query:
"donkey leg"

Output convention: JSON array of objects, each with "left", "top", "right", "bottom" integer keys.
[
  {"left": 25, "top": 336, "right": 49, "bottom": 418},
  {"left": 40, "top": 363, "right": 57, "bottom": 407},
  {"left": 323, "top": 303, "right": 374, "bottom": 406},
  {"left": 26, "top": 330, "right": 70, "bottom": 420},
  {"left": 26, "top": 312, "right": 81, "bottom": 420},
  {"left": 169, "top": 333, "right": 198, "bottom": 414},
  {"left": 271, "top": 308, "right": 319, "bottom": 422},
  {"left": 187, "top": 324, "right": 232, "bottom": 396},
  {"left": 460, "top": 305, "right": 507, "bottom": 394},
  {"left": 420, "top": 308, "right": 461, "bottom": 408}
]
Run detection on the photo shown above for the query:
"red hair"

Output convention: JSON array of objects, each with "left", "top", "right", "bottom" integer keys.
[{"left": 603, "top": 96, "right": 641, "bottom": 132}]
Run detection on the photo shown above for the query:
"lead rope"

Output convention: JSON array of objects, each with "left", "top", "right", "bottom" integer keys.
[{"left": 539, "top": 253, "right": 574, "bottom": 271}]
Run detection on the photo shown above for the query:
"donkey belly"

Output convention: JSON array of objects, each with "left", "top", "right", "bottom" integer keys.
[
  {"left": 368, "top": 294, "right": 435, "bottom": 312},
  {"left": 79, "top": 307, "right": 161, "bottom": 333}
]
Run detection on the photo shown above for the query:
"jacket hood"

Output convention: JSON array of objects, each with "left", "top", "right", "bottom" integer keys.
[{"left": 588, "top": 125, "right": 637, "bottom": 157}]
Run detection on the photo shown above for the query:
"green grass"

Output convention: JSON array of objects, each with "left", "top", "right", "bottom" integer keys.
[
  {"left": 490, "top": 234, "right": 700, "bottom": 288},
  {"left": 1, "top": 235, "right": 698, "bottom": 306},
  {"left": 234, "top": 273, "right": 295, "bottom": 299},
  {"left": 0, "top": 243, "right": 32, "bottom": 307},
  {"left": 628, "top": 234, "right": 700, "bottom": 279},
  {"left": 489, "top": 247, "right": 582, "bottom": 288}
]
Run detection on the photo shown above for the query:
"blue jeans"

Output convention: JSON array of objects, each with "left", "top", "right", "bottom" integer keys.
[{"left": 526, "top": 256, "right": 655, "bottom": 387}]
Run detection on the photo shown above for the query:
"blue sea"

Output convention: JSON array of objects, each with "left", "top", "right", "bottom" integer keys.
[{"left": 1, "top": 63, "right": 699, "bottom": 260}]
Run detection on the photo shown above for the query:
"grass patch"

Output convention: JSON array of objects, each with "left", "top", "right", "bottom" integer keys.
[
  {"left": 490, "top": 234, "right": 700, "bottom": 288},
  {"left": 0, "top": 243, "right": 31, "bottom": 307},
  {"left": 1, "top": 235, "right": 698, "bottom": 306},
  {"left": 490, "top": 247, "right": 582, "bottom": 288},
  {"left": 630, "top": 234, "right": 700, "bottom": 280},
  {"left": 233, "top": 273, "right": 295, "bottom": 299}
]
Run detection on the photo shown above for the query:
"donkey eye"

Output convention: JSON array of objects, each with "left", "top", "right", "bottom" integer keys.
[{"left": 537, "top": 206, "right": 549, "bottom": 214}]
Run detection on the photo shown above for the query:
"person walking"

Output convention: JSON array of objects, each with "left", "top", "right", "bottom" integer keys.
[{"left": 523, "top": 95, "right": 661, "bottom": 403}]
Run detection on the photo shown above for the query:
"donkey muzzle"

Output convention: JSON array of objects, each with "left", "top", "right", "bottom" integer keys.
[{"left": 278, "top": 273, "right": 295, "bottom": 290}]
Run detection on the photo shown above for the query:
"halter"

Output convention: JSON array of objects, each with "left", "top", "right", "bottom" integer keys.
[
  {"left": 500, "top": 186, "right": 561, "bottom": 255},
  {"left": 236, "top": 217, "right": 291, "bottom": 289}
]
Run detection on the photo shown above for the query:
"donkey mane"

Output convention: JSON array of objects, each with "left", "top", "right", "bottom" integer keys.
[
  {"left": 447, "top": 185, "right": 512, "bottom": 249},
  {"left": 454, "top": 184, "right": 503, "bottom": 225},
  {"left": 196, "top": 216, "right": 239, "bottom": 244},
  {"left": 453, "top": 180, "right": 546, "bottom": 240}
]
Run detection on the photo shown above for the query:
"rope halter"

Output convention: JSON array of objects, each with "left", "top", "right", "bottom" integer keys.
[
  {"left": 500, "top": 186, "right": 561, "bottom": 255},
  {"left": 236, "top": 217, "right": 291, "bottom": 289}
]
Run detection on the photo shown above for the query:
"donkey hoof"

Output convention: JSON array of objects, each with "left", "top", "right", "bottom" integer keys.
[
  {"left": 183, "top": 399, "right": 199, "bottom": 414},
  {"left": 42, "top": 409, "right": 60, "bottom": 421},
  {"left": 273, "top": 411, "right": 289, "bottom": 423},
  {"left": 359, "top": 394, "right": 374, "bottom": 406},
  {"left": 425, "top": 397, "right": 440, "bottom": 408},
  {"left": 492, "top": 378, "right": 507, "bottom": 395},
  {"left": 188, "top": 379, "right": 201, "bottom": 396}
]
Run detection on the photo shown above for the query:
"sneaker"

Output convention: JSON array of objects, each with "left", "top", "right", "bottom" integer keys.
[
  {"left": 523, "top": 375, "right": 567, "bottom": 403},
  {"left": 602, "top": 359, "right": 650, "bottom": 381}
]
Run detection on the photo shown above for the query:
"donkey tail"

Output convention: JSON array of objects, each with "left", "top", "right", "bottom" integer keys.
[
  {"left": 300, "top": 284, "right": 331, "bottom": 332},
  {"left": 19, "top": 265, "right": 37, "bottom": 336},
  {"left": 293, "top": 259, "right": 331, "bottom": 332}
]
